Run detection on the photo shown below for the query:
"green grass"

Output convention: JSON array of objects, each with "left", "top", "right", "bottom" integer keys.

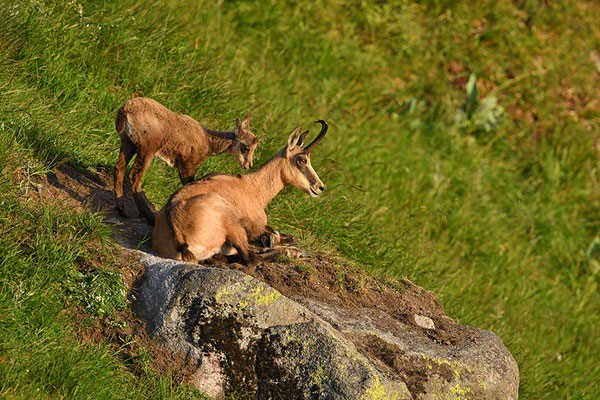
[
  {"left": 0, "top": 124, "right": 207, "bottom": 399},
  {"left": 1, "top": 0, "right": 599, "bottom": 398}
]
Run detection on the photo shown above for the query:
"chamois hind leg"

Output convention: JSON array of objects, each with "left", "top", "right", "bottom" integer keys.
[
  {"left": 114, "top": 138, "right": 136, "bottom": 217},
  {"left": 258, "top": 225, "right": 296, "bottom": 248},
  {"left": 128, "top": 152, "right": 158, "bottom": 225}
]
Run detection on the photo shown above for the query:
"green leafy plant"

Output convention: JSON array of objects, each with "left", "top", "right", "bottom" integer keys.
[
  {"left": 66, "top": 270, "right": 128, "bottom": 319},
  {"left": 455, "top": 74, "right": 504, "bottom": 134}
]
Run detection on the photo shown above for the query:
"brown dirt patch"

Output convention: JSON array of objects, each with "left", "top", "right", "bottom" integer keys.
[{"left": 237, "top": 258, "right": 477, "bottom": 346}]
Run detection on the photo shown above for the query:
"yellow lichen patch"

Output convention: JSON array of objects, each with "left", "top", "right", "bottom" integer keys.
[
  {"left": 302, "top": 338, "right": 315, "bottom": 352},
  {"left": 449, "top": 383, "right": 471, "bottom": 397},
  {"left": 335, "top": 356, "right": 346, "bottom": 371},
  {"left": 421, "top": 355, "right": 469, "bottom": 379},
  {"left": 215, "top": 287, "right": 233, "bottom": 304},
  {"left": 477, "top": 379, "right": 487, "bottom": 390},
  {"left": 214, "top": 286, "right": 250, "bottom": 313},
  {"left": 215, "top": 288, "right": 255, "bottom": 313},
  {"left": 309, "top": 366, "right": 329, "bottom": 385},
  {"left": 249, "top": 285, "right": 281, "bottom": 306},
  {"left": 435, "top": 383, "right": 473, "bottom": 400},
  {"left": 283, "top": 329, "right": 295, "bottom": 345},
  {"left": 369, "top": 331, "right": 382, "bottom": 339},
  {"left": 359, "top": 374, "right": 403, "bottom": 400},
  {"left": 428, "top": 378, "right": 475, "bottom": 400}
]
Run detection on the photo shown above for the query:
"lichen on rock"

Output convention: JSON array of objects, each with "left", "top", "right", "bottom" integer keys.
[{"left": 135, "top": 251, "right": 519, "bottom": 399}]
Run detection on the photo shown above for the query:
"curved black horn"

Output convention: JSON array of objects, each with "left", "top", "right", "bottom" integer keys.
[{"left": 304, "top": 120, "right": 328, "bottom": 153}]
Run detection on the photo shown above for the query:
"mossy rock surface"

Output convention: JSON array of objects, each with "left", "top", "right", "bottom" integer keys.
[{"left": 136, "top": 252, "right": 518, "bottom": 399}]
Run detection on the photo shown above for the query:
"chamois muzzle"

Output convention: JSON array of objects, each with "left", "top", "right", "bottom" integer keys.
[{"left": 304, "top": 120, "right": 328, "bottom": 153}]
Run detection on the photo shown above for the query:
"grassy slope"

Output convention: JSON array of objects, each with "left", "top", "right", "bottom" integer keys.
[
  {"left": 1, "top": 0, "right": 599, "bottom": 398},
  {"left": 0, "top": 134, "right": 208, "bottom": 399}
]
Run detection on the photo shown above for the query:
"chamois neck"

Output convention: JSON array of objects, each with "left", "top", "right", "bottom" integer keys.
[
  {"left": 243, "top": 156, "right": 286, "bottom": 208},
  {"left": 201, "top": 125, "right": 235, "bottom": 154}
]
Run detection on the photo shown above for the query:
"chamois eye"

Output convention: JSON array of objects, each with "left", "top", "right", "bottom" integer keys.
[
  {"left": 240, "top": 145, "right": 248, "bottom": 153},
  {"left": 297, "top": 158, "right": 307, "bottom": 165}
]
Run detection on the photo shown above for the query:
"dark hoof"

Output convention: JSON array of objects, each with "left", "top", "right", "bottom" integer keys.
[
  {"left": 133, "top": 191, "right": 158, "bottom": 225},
  {"left": 116, "top": 197, "right": 130, "bottom": 218},
  {"left": 143, "top": 212, "right": 156, "bottom": 226},
  {"left": 116, "top": 205, "right": 135, "bottom": 219}
]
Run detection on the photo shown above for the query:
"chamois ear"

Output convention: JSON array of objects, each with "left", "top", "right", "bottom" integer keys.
[
  {"left": 297, "top": 130, "right": 309, "bottom": 147},
  {"left": 285, "top": 126, "right": 303, "bottom": 157},
  {"left": 242, "top": 111, "right": 253, "bottom": 131},
  {"left": 234, "top": 118, "right": 242, "bottom": 139}
]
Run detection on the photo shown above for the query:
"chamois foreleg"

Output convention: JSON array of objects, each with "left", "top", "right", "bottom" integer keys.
[
  {"left": 226, "top": 224, "right": 260, "bottom": 268},
  {"left": 114, "top": 138, "right": 136, "bottom": 217},
  {"left": 199, "top": 254, "right": 229, "bottom": 266},
  {"left": 128, "top": 152, "right": 158, "bottom": 225},
  {"left": 180, "top": 247, "right": 198, "bottom": 263}
]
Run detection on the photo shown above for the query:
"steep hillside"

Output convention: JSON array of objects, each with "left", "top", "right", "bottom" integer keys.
[{"left": 1, "top": 0, "right": 599, "bottom": 398}]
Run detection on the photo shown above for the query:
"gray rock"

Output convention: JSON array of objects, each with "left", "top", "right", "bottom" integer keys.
[
  {"left": 135, "top": 251, "right": 519, "bottom": 399},
  {"left": 414, "top": 315, "right": 435, "bottom": 330}
]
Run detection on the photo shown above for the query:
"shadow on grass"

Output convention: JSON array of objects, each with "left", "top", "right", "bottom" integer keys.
[{"left": 45, "top": 162, "right": 153, "bottom": 253}]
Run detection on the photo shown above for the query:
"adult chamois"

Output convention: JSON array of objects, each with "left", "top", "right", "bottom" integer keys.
[
  {"left": 152, "top": 120, "right": 328, "bottom": 267},
  {"left": 114, "top": 97, "right": 258, "bottom": 225}
]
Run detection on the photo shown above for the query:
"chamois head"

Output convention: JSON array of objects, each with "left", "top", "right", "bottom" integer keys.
[
  {"left": 232, "top": 112, "right": 258, "bottom": 170},
  {"left": 281, "top": 120, "right": 328, "bottom": 198}
]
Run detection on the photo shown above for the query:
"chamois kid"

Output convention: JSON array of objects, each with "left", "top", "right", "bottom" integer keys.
[
  {"left": 152, "top": 121, "right": 328, "bottom": 266},
  {"left": 114, "top": 97, "right": 258, "bottom": 224}
]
